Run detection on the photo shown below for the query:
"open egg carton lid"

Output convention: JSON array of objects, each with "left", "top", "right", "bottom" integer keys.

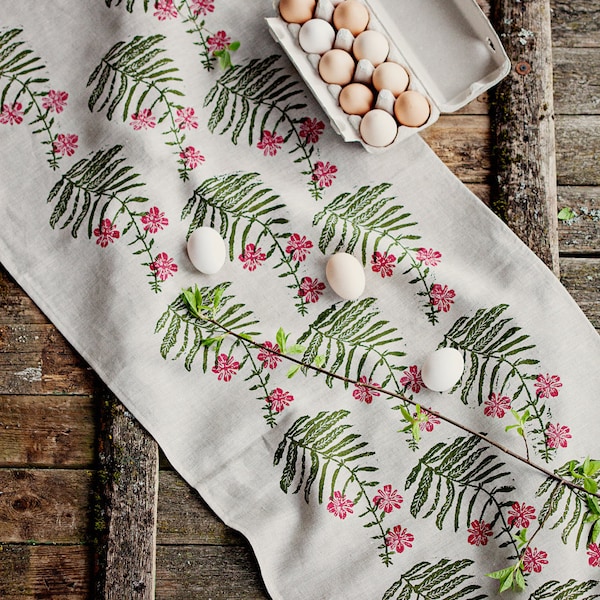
[{"left": 266, "top": 0, "right": 511, "bottom": 153}]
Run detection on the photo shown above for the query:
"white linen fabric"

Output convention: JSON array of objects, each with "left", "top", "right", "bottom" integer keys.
[{"left": 1, "top": 2, "right": 599, "bottom": 598}]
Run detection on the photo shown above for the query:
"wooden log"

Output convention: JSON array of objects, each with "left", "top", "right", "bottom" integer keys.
[
  {"left": 490, "top": 0, "right": 560, "bottom": 275},
  {"left": 93, "top": 388, "right": 159, "bottom": 600}
]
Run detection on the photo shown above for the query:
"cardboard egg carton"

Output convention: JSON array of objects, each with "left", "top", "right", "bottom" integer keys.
[{"left": 266, "top": 0, "right": 510, "bottom": 153}]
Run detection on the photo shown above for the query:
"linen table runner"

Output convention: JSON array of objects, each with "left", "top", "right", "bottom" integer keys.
[{"left": 1, "top": 2, "right": 599, "bottom": 598}]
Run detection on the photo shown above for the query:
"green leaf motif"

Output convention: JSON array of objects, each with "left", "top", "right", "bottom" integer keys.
[
  {"left": 529, "top": 578, "right": 600, "bottom": 599},
  {"left": 104, "top": 0, "right": 149, "bottom": 11}
]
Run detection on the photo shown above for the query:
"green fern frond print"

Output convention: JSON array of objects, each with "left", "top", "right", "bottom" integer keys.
[
  {"left": 0, "top": 28, "right": 62, "bottom": 169},
  {"left": 274, "top": 410, "right": 395, "bottom": 565},
  {"left": 381, "top": 558, "right": 485, "bottom": 600},
  {"left": 528, "top": 578, "right": 600, "bottom": 600},
  {"left": 104, "top": 0, "right": 149, "bottom": 11}
]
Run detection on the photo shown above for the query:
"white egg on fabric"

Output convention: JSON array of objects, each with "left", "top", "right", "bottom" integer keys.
[
  {"left": 421, "top": 347, "right": 465, "bottom": 392},
  {"left": 325, "top": 253, "right": 365, "bottom": 300},
  {"left": 187, "top": 227, "right": 227, "bottom": 275},
  {"left": 299, "top": 18, "right": 336, "bottom": 54}
]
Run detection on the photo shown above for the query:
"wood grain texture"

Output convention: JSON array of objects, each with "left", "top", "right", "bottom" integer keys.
[
  {"left": 556, "top": 116, "right": 600, "bottom": 186},
  {"left": 560, "top": 257, "right": 600, "bottom": 329},
  {"left": 551, "top": 0, "right": 600, "bottom": 48}
]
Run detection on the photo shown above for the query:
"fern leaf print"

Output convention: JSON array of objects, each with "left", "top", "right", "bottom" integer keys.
[
  {"left": 0, "top": 28, "right": 74, "bottom": 169},
  {"left": 204, "top": 55, "right": 335, "bottom": 200},
  {"left": 528, "top": 578, "right": 600, "bottom": 599},
  {"left": 46, "top": 145, "right": 174, "bottom": 292}
]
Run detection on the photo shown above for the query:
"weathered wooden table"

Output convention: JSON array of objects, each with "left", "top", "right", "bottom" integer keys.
[{"left": 1, "top": 1, "right": 598, "bottom": 597}]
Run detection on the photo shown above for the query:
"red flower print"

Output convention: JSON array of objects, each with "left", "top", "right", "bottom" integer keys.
[
  {"left": 267, "top": 388, "right": 294, "bottom": 413},
  {"left": 385, "top": 525, "right": 414, "bottom": 553},
  {"left": 507, "top": 502, "right": 537, "bottom": 529},
  {"left": 484, "top": 393, "right": 512, "bottom": 418},
  {"left": 373, "top": 485, "right": 403, "bottom": 513},
  {"left": 587, "top": 543, "right": 600, "bottom": 567},
  {"left": 298, "top": 276, "right": 325, "bottom": 303},
  {"left": 0, "top": 102, "right": 24, "bottom": 125},
  {"left": 52, "top": 133, "right": 78, "bottom": 157},
  {"left": 130, "top": 108, "right": 157, "bottom": 130},
  {"left": 141, "top": 206, "right": 169, "bottom": 234},
  {"left": 179, "top": 146, "right": 205, "bottom": 169},
  {"left": 257, "top": 130, "right": 283, "bottom": 157},
  {"left": 93, "top": 218, "right": 120, "bottom": 248},
  {"left": 430, "top": 283, "right": 455, "bottom": 313},
  {"left": 352, "top": 375, "right": 381, "bottom": 404},
  {"left": 154, "top": 0, "right": 178, "bottom": 20},
  {"left": 299, "top": 117, "right": 325, "bottom": 144},
  {"left": 312, "top": 160, "right": 337, "bottom": 188},
  {"left": 207, "top": 30, "right": 231, "bottom": 52},
  {"left": 257, "top": 341, "right": 282, "bottom": 369},
  {"left": 190, "top": 0, "right": 214, "bottom": 15},
  {"left": 534, "top": 373, "right": 562, "bottom": 398},
  {"left": 327, "top": 491, "right": 354, "bottom": 519},
  {"left": 149, "top": 252, "right": 178, "bottom": 281},
  {"left": 42, "top": 90, "right": 68, "bottom": 114},
  {"left": 415, "top": 407, "right": 440, "bottom": 432},
  {"left": 399, "top": 365, "right": 423, "bottom": 394},
  {"left": 371, "top": 251, "right": 396, "bottom": 278},
  {"left": 522, "top": 547, "right": 548, "bottom": 573},
  {"left": 175, "top": 107, "right": 199, "bottom": 130},
  {"left": 416, "top": 248, "right": 442, "bottom": 266},
  {"left": 211, "top": 353, "right": 240, "bottom": 382},
  {"left": 545, "top": 422, "right": 571, "bottom": 449},
  {"left": 285, "top": 233, "right": 313, "bottom": 262},
  {"left": 467, "top": 520, "right": 493, "bottom": 546},
  {"left": 238, "top": 243, "right": 266, "bottom": 271}
]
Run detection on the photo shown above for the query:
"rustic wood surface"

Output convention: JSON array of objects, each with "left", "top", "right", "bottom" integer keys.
[{"left": 1, "top": 1, "right": 599, "bottom": 598}]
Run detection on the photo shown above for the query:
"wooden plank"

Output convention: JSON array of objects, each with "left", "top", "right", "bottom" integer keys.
[
  {"left": 0, "top": 266, "right": 49, "bottom": 326},
  {"left": 551, "top": 0, "right": 600, "bottom": 48},
  {"left": 556, "top": 116, "right": 600, "bottom": 186},
  {"left": 558, "top": 187, "right": 600, "bottom": 255},
  {"left": 0, "top": 395, "right": 95, "bottom": 468},
  {"left": 560, "top": 257, "right": 600, "bottom": 329},
  {"left": 553, "top": 48, "right": 600, "bottom": 115},
  {"left": 93, "top": 389, "right": 159, "bottom": 600},
  {"left": 490, "top": 0, "right": 559, "bottom": 275}
]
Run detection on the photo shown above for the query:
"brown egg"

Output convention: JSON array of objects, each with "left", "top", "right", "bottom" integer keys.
[
  {"left": 394, "top": 90, "right": 431, "bottom": 127},
  {"left": 359, "top": 109, "right": 398, "bottom": 147},
  {"left": 372, "top": 62, "right": 410, "bottom": 96},
  {"left": 318, "top": 49, "right": 356, "bottom": 85},
  {"left": 279, "top": 0, "right": 316, "bottom": 24},
  {"left": 352, "top": 30, "right": 389, "bottom": 67},
  {"left": 339, "top": 83, "right": 374, "bottom": 115},
  {"left": 333, "top": 0, "right": 370, "bottom": 36}
]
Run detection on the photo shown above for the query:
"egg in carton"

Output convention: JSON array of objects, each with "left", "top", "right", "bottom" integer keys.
[{"left": 266, "top": 0, "right": 510, "bottom": 153}]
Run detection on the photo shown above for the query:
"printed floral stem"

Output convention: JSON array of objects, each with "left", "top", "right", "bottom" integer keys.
[{"left": 177, "top": 1, "right": 215, "bottom": 70}]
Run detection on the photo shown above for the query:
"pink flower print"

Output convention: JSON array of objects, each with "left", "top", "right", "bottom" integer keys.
[
  {"left": 299, "top": 117, "right": 325, "bottom": 144},
  {"left": 484, "top": 393, "right": 512, "bottom": 418},
  {"left": 154, "top": 0, "right": 178, "bottom": 20},
  {"left": 0, "top": 102, "right": 24, "bottom": 125},
  {"left": 285, "top": 233, "right": 313, "bottom": 262},
  {"left": 416, "top": 248, "right": 442, "bottom": 266},
  {"left": 467, "top": 520, "right": 493, "bottom": 546},
  {"left": 207, "top": 30, "right": 231, "bottom": 52},
  {"left": 239, "top": 243, "right": 266, "bottom": 271},
  {"left": 507, "top": 502, "right": 537, "bottom": 529},
  {"left": 257, "top": 341, "right": 282, "bottom": 370},
  {"left": 415, "top": 407, "right": 440, "bottom": 432},
  {"left": 385, "top": 525, "right": 414, "bottom": 553},
  {"left": 179, "top": 146, "right": 205, "bottom": 169},
  {"left": 431, "top": 283, "right": 455, "bottom": 313},
  {"left": 298, "top": 276, "right": 325, "bottom": 303},
  {"left": 149, "top": 252, "right": 178, "bottom": 281},
  {"left": 42, "top": 90, "right": 68, "bottom": 114},
  {"left": 257, "top": 130, "right": 284, "bottom": 157},
  {"left": 52, "top": 133, "right": 78, "bottom": 157},
  {"left": 312, "top": 160, "right": 338, "bottom": 188},
  {"left": 130, "top": 108, "right": 157, "bottom": 130},
  {"left": 211, "top": 353, "right": 240, "bottom": 382},
  {"left": 400, "top": 365, "right": 423, "bottom": 394},
  {"left": 352, "top": 375, "right": 381, "bottom": 405},
  {"left": 371, "top": 251, "right": 396, "bottom": 278},
  {"left": 327, "top": 491, "right": 354, "bottom": 520},
  {"left": 546, "top": 422, "right": 571, "bottom": 449},
  {"left": 373, "top": 485, "right": 403, "bottom": 513},
  {"left": 534, "top": 373, "right": 562, "bottom": 398},
  {"left": 522, "top": 547, "right": 548, "bottom": 573},
  {"left": 190, "top": 0, "right": 214, "bottom": 15},
  {"left": 93, "top": 219, "right": 120, "bottom": 248},
  {"left": 587, "top": 543, "right": 600, "bottom": 567},
  {"left": 175, "top": 107, "right": 199, "bottom": 130},
  {"left": 141, "top": 206, "right": 169, "bottom": 234},
  {"left": 267, "top": 388, "right": 294, "bottom": 413}
]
